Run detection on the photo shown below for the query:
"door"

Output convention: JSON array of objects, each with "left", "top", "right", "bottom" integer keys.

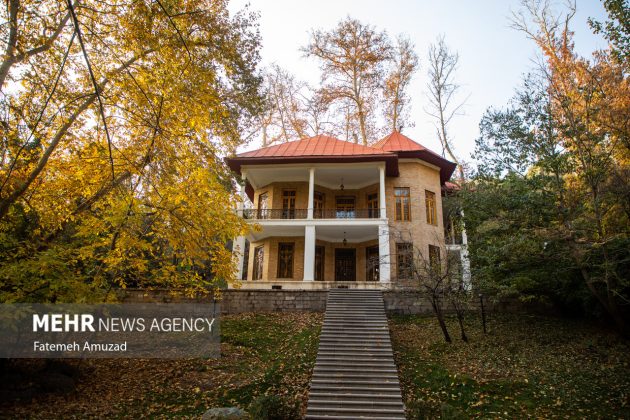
[
  {"left": 336, "top": 196, "right": 355, "bottom": 219},
  {"left": 257, "top": 192, "right": 268, "bottom": 219},
  {"left": 366, "top": 245, "right": 379, "bottom": 281},
  {"left": 367, "top": 193, "right": 379, "bottom": 218},
  {"left": 282, "top": 190, "right": 296, "bottom": 219},
  {"left": 315, "top": 245, "right": 325, "bottom": 281},
  {"left": 314, "top": 192, "right": 325, "bottom": 219},
  {"left": 335, "top": 248, "right": 356, "bottom": 282}
]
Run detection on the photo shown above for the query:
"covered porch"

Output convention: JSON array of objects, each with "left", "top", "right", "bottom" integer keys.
[{"left": 234, "top": 222, "right": 392, "bottom": 289}]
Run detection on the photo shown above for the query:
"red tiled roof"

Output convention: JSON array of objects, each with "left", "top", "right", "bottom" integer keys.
[
  {"left": 373, "top": 131, "right": 438, "bottom": 156},
  {"left": 236, "top": 135, "right": 393, "bottom": 158},
  {"left": 226, "top": 131, "right": 457, "bottom": 186},
  {"left": 373, "top": 131, "right": 457, "bottom": 184}
]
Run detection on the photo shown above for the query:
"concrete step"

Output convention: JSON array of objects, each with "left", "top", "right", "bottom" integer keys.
[
  {"left": 314, "top": 367, "right": 398, "bottom": 374},
  {"left": 320, "top": 329, "right": 389, "bottom": 334},
  {"left": 308, "top": 392, "right": 403, "bottom": 401},
  {"left": 318, "top": 345, "right": 392, "bottom": 351},
  {"left": 309, "top": 384, "right": 402, "bottom": 393},
  {"left": 307, "top": 399, "right": 405, "bottom": 409},
  {"left": 311, "top": 375, "right": 400, "bottom": 383},
  {"left": 316, "top": 356, "right": 395, "bottom": 363},
  {"left": 306, "top": 406, "right": 405, "bottom": 416},
  {"left": 306, "top": 416, "right": 404, "bottom": 420},
  {"left": 318, "top": 338, "right": 391, "bottom": 344},
  {"left": 315, "top": 361, "right": 396, "bottom": 368}
]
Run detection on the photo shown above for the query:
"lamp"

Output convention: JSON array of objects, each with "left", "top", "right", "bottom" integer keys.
[
  {"left": 340, "top": 178, "right": 344, "bottom": 191},
  {"left": 342, "top": 231, "right": 347, "bottom": 247}
]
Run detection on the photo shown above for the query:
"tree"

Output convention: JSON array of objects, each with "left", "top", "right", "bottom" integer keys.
[
  {"left": 391, "top": 228, "right": 468, "bottom": 343},
  {"left": 303, "top": 17, "right": 392, "bottom": 144},
  {"left": 464, "top": 0, "right": 629, "bottom": 333},
  {"left": 426, "top": 36, "right": 468, "bottom": 180},
  {"left": 0, "top": 0, "right": 264, "bottom": 302},
  {"left": 510, "top": 0, "right": 629, "bottom": 334},
  {"left": 260, "top": 64, "right": 308, "bottom": 146},
  {"left": 383, "top": 36, "right": 418, "bottom": 132},
  {"left": 589, "top": 0, "right": 630, "bottom": 67},
  {"left": 258, "top": 65, "right": 336, "bottom": 146}
]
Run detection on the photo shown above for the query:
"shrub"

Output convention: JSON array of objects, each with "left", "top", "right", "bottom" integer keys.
[{"left": 248, "top": 395, "right": 300, "bottom": 420}]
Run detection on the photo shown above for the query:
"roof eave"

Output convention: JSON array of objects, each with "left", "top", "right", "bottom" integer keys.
[
  {"left": 225, "top": 154, "right": 400, "bottom": 177},
  {"left": 397, "top": 151, "right": 457, "bottom": 184}
]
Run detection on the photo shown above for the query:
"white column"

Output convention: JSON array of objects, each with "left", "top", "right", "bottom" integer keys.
[
  {"left": 307, "top": 167, "right": 315, "bottom": 219},
  {"left": 460, "top": 210, "right": 472, "bottom": 290},
  {"left": 378, "top": 223, "right": 391, "bottom": 284},
  {"left": 234, "top": 236, "right": 246, "bottom": 281},
  {"left": 234, "top": 172, "right": 247, "bottom": 281},
  {"left": 379, "top": 165, "right": 387, "bottom": 219},
  {"left": 303, "top": 225, "right": 316, "bottom": 281},
  {"left": 237, "top": 171, "right": 247, "bottom": 216}
]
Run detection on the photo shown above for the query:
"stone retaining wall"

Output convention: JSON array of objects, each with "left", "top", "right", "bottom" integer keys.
[
  {"left": 121, "top": 289, "right": 551, "bottom": 315},
  {"left": 121, "top": 289, "right": 327, "bottom": 314}
]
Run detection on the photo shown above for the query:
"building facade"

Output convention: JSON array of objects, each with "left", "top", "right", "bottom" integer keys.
[{"left": 226, "top": 131, "right": 457, "bottom": 289}]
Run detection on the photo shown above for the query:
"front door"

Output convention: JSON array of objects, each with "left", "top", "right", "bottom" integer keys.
[
  {"left": 366, "top": 245, "right": 379, "bottom": 281},
  {"left": 335, "top": 248, "right": 356, "bottom": 282},
  {"left": 315, "top": 246, "right": 325, "bottom": 281}
]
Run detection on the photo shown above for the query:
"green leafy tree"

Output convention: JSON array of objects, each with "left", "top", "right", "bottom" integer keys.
[{"left": 589, "top": 0, "right": 630, "bottom": 67}]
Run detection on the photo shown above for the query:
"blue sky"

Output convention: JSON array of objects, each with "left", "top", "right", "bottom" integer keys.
[{"left": 229, "top": 0, "right": 608, "bottom": 164}]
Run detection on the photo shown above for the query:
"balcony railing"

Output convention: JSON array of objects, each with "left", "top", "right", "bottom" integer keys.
[
  {"left": 243, "top": 209, "right": 308, "bottom": 220},
  {"left": 243, "top": 208, "right": 381, "bottom": 220},
  {"left": 315, "top": 208, "right": 380, "bottom": 219}
]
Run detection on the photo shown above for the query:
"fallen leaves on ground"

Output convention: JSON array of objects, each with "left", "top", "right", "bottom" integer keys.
[
  {"left": 390, "top": 314, "right": 630, "bottom": 419},
  {"left": 1, "top": 312, "right": 323, "bottom": 419}
]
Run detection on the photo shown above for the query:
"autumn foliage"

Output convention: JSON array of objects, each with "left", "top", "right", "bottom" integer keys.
[{"left": 0, "top": 0, "right": 264, "bottom": 302}]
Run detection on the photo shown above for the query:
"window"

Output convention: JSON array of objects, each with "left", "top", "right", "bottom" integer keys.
[
  {"left": 257, "top": 192, "right": 268, "bottom": 219},
  {"left": 277, "top": 243, "right": 295, "bottom": 278},
  {"left": 282, "top": 190, "right": 296, "bottom": 219},
  {"left": 252, "top": 245, "right": 264, "bottom": 280},
  {"left": 314, "top": 192, "right": 325, "bottom": 219},
  {"left": 367, "top": 193, "right": 379, "bottom": 218},
  {"left": 396, "top": 243, "right": 413, "bottom": 279},
  {"left": 394, "top": 188, "right": 411, "bottom": 221},
  {"left": 429, "top": 245, "right": 441, "bottom": 275},
  {"left": 425, "top": 190, "right": 437, "bottom": 225},
  {"left": 315, "top": 246, "right": 325, "bottom": 281}
]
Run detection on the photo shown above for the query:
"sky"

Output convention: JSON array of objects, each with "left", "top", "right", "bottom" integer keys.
[{"left": 228, "top": 0, "right": 609, "bottom": 165}]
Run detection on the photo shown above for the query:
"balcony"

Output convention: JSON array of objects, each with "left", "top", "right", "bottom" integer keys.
[{"left": 243, "top": 208, "right": 381, "bottom": 220}]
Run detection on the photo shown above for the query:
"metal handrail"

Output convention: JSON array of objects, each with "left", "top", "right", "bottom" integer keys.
[
  {"left": 243, "top": 208, "right": 380, "bottom": 220},
  {"left": 243, "top": 208, "right": 308, "bottom": 220}
]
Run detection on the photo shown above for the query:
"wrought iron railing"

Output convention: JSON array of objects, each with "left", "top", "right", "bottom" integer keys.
[
  {"left": 243, "top": 208, "right": 380, "bottom": 220},
  {"left": 314, "top": 208, "right": 380, "bottom": 219},
  {"left": 243, "top": 209, "right": 308, "bottom": 220}
]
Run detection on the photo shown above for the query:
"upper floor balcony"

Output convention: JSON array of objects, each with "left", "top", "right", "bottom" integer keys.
[{"left": 236, "top": 162, "right": 389, "bottom": 226}]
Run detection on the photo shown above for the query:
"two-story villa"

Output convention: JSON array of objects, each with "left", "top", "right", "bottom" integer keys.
[{"left": 226, "top": 131, "right": 457, "bottom": 289}]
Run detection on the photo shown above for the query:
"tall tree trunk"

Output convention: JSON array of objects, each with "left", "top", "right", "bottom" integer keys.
[
  {"left": 452, "top": 300, "right": 468, "bottom": 342},
  {"left": 430, "top": 296, "right": 451, "bottom": 343}
]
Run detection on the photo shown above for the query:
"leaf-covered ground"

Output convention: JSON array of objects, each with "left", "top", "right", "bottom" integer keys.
[
  {"left": 1, "top": 312, "right": 322, "bottom": 419},
  {"left": 390, "top": 314, "right": 630, "bottom": 419}
]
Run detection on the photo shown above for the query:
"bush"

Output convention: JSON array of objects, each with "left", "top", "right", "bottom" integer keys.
[{"left": 248, "top": 395, "right": 300, "bottom": 420}]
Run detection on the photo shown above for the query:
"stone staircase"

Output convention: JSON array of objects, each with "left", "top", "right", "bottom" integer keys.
[{"left": 305, "top": 289, "right": 406, "bottom": 420}]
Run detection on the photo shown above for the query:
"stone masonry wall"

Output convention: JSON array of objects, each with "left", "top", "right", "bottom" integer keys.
[{"left": 121, "top": 289, "right": 550, "bottom": 316}]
